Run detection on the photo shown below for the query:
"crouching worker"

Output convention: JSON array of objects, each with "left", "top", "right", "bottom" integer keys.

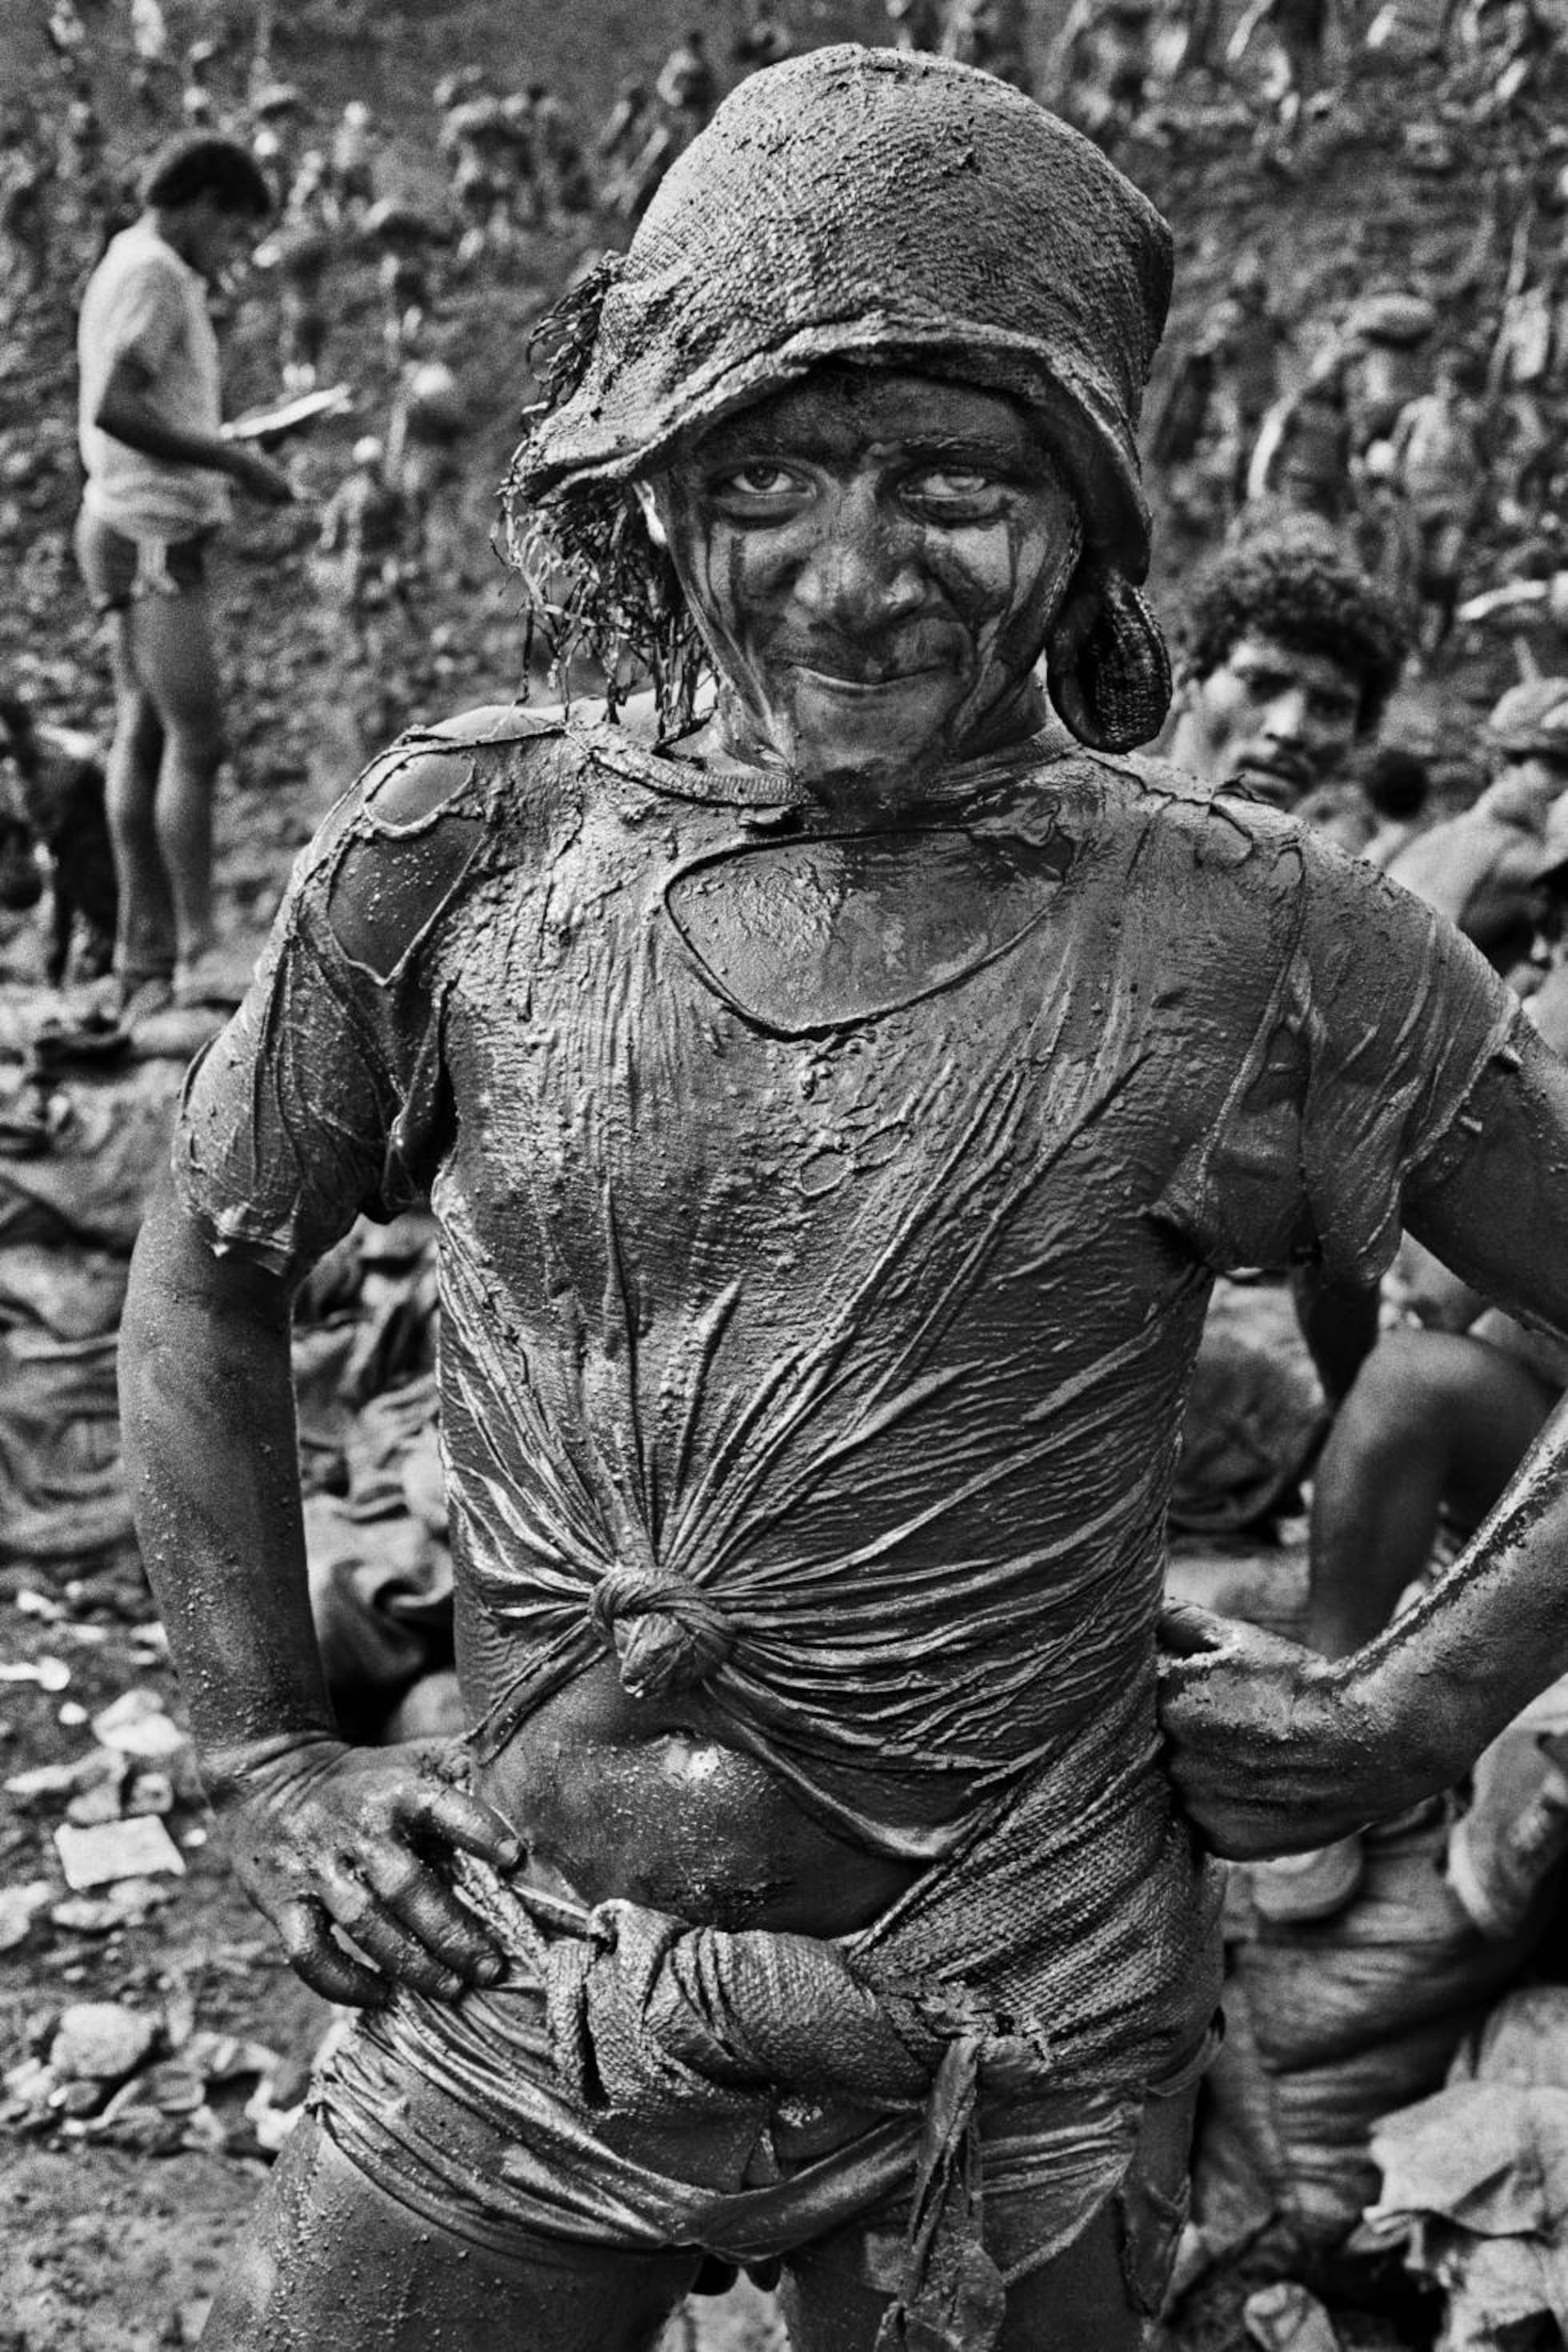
[
  {"left": 119, "top": 46, "right": 1568, "bottom": 2352},
  {"left": 0, "top": 691, "right": 115, "bottom": 983}
]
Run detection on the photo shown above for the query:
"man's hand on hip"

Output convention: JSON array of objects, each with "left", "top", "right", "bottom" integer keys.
[
  {"left": 202, "top": 1732, "right": 525, "bottom": 2006},
  {"left": 1155, "top": 1601, "right": 1424, "bottom": 1859}
]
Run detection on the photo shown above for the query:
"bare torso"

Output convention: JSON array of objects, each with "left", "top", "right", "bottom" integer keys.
[{"left": 476, "top": 1664, "right": 926, "bottom": 1937}]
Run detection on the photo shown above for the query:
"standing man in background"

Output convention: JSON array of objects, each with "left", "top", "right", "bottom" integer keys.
[{"left": 74, "top": 133, "right": 294, "bottom": 1022}]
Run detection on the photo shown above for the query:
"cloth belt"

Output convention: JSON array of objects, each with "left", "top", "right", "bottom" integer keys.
[{"left": 454, "top": 1852, "right": 1055, "bottom": 2350}]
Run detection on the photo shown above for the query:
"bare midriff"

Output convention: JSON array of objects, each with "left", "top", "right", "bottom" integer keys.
[{"left": 475, "top": 1661, "right": 931, "bottom": 1937}]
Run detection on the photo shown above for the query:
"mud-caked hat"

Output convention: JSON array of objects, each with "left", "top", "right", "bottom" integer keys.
[
  {"left": 516, "top": 46, "right": 1175, "bottom": 748},
  {"left": 518, "top": 45, "right": 1172, "bottom": 581},
  {"left": 1486, "top": 677, "right": 1568, "bottom": 759}
]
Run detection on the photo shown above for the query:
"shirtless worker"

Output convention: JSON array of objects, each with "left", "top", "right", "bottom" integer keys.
[
  {"left": 121, "top": 47, "right": 1568, "bottom": 2352},
  {"left": 1387, "top": 674, "right": 1568, "bottom": 974}
]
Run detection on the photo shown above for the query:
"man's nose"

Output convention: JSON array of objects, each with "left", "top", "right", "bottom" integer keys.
[
  {"left": 1263, "top": 688, "right": 1310, "bottom": 743},
  {"left": 794, "top": 486, "right": 926, "bottom": 628}
]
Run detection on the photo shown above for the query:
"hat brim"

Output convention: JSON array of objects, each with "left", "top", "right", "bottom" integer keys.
[{"left": 523, "top": 316, "right": 1154, "bottom": 580}]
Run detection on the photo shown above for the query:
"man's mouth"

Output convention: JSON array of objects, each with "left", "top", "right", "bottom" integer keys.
[
  {"left": 1230, "top": 757, "right": 1308, "bottom": 806},
  {"left": 790, "top": 659, "right": 944, "bottom": 694}
]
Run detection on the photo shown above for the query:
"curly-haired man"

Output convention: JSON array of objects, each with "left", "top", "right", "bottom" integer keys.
[{"left": 1163, "top": 518, "right": 1407, "bottom": 807}]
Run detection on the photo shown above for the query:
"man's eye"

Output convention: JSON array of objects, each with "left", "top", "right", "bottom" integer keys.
[
  {"left": 902, "top": 468, "right": 1007, "bottom": 518},
  {"left": 714, "top": 465, "right": 806, "bottom": 502}
]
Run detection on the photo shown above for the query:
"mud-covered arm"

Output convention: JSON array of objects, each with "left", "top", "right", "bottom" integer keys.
[
  {"left": 1350, "top": 1029, "right": 1568, "bottom": 1757},
  {"left": 120, "top": 731, "right": 527, "bottom": 1999},
  {"left": 1162, "top": 1026, "right": 1568, "bottom": 1856},
  {"left": 1158, "top": 830, "right": 1568, "bottom": 1853},
  {"left": 122, "top": 1179, "right": 332, "bottom": 1757},
  {"left": 122, "top": 1177, "right": 520, "bottom": 2006}
]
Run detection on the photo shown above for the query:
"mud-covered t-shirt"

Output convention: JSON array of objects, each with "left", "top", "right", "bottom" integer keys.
[{"left": 173, "top": 711, "right": 1522, "bottom": 2072}]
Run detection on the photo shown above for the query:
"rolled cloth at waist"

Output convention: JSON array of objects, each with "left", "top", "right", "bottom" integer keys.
[
  {"left": 454, "top": 1858, "right": 1049, "bottom": 2119},
  {"left": 452, "top": 1859, "right": 1042, "bottom": 2352},
  {"left": 450, "top": 1683, "right": 1221, "bottom": 2350}
]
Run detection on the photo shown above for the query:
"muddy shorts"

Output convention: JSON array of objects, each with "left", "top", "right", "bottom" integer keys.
[
  {"left": 315, "top": 1951, "right": 1213, "bottom": 2313},
  {"left": 74, "top": 509, "right": 211, "bottom": 616}
]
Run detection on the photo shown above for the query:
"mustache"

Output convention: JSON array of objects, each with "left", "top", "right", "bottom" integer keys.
[{"left": 1234, "top": 751, "right": 1311, "bottom": 784}]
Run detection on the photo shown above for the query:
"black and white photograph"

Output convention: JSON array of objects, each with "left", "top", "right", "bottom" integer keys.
[{"left": 6, "top": 1, "right": 1568, "bottom": 2345}]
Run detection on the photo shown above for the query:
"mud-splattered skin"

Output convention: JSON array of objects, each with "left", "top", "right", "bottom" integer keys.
[
  {"left": 483, "top": 374, "right": 1089, "bottom": 1934},
  {"left": 124, "top": 381, "right": 1568, "bottom": 2022},
  {"left": 122, "top": 362, "right": 1568, "bottom": 2041},
  {"left": 489, "top": 1661, "right": 911, "bottom": 1930},
  {"left": 643, "top": 368, "right": 1082, "bottom": 802}
]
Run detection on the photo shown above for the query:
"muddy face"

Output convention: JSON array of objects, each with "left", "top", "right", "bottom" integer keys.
[
  {"left": 644, "top": 366, "right": 1082, "bottom": 804},
  {"left": 1175, "top": 630, "right": 1363, "bottom": 806}
]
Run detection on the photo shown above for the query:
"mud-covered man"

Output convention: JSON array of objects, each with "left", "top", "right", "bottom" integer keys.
[{"left": 121, "top": 47, "right": 1568, "bottom": 2352}]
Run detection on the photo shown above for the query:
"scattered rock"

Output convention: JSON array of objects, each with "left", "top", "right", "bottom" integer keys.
[
  {"left": 49, "top": 2000, "right": 161, "bottom": 2084},
  {"left": 92, "top": 1690, "right": 188, "bottom": 1758},
  {"left": 182, "top": 2031, "right": 285, "bottom": 2087},
  {"left": 65, "top": 1758, "right": 132, "bottom": 1825},
  {"left": 54, "top": 1814, "right": 186, "bottom": 1890},
  {"left": 80, "top": 2059, "right": 206, "bottom": 2152},
  {"left": 1243, "top": 2283, "right": 1342, "bottom": 2350},
  {"left": 0, "top": 1880, "right": 54, "bottom": 1952},
  {"left": 134, "top": 2062, "right": 207, "bottom": 2116},
  {"left": 0, "top": 1655, "right": 70, "bottom": 1691},
  {"left": 6, "top": 1750, "right": 118, "bottom": 1802},
  {"left": 50, "top": 1875, "right": 180, "bottom": 1932},
  {"left": 50, "top": 2076, "right": 108, "bottom": 2118},
  {"left": 14, "top": 1586, "right": 65, "bottom": 1622},
  {"left": 1, "top": 2054, "right": 51, "bottom": 2110}
]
